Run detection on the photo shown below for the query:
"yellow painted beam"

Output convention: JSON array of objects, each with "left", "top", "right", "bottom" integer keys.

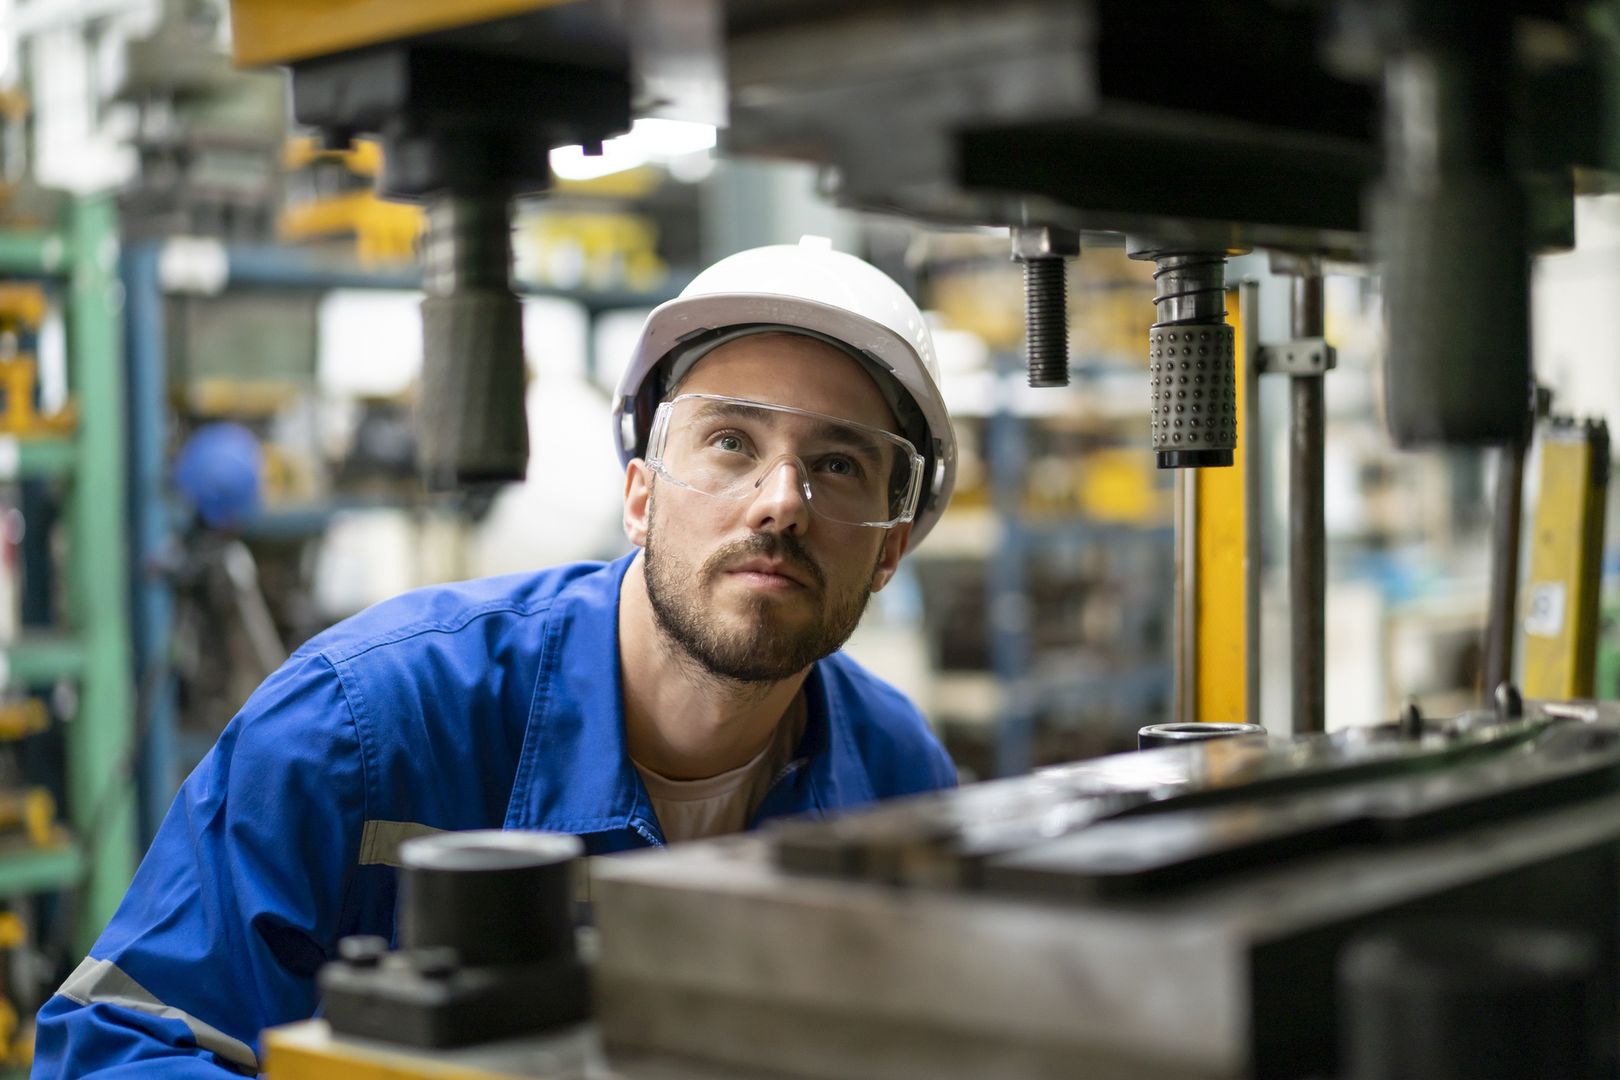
[
  {"left": 231, "top": 0, "right": 570, "bottom": 67},
  {"left": 265, "top": 1020, "right": 538, "bottom": 1080},
  {"left": 1522, "top": 420, "right": 1610, "bottom": 699},
  {"left": 1192, "top": 290, "right": 1253, "bottom": 725}
]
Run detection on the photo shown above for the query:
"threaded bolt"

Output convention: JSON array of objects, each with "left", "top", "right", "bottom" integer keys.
[
  {"left": 1024, "top": 258, "right": 1069, "bottom": 387},
  {"left": 1010, "top": 225, "right": 1080, "bottom": 389}
]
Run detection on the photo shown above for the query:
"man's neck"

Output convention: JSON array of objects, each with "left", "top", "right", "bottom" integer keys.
[{"left": 618, "top": 554, "right": 807, "bottom": 781}]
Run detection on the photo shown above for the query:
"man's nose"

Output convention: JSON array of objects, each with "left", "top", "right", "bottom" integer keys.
[{"left": 745, "top": 456, "right": 813, "bottom": 535}]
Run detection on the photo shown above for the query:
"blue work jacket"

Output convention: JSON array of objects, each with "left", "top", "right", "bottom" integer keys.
[{"left": 33, "top": 553, "right": 955, "bottom": 1077}]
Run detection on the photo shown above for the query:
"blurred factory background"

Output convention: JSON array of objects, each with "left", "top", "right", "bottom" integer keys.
[{"left": 0, "top": 0, "right": 1611, "bottom": 1073}]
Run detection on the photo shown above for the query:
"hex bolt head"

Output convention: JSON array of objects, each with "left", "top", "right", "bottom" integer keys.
[{"left": 1010, "top": 225, "right": 1081, "bottom": 261}]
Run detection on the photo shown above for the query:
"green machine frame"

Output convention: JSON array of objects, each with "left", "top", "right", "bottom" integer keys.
[{"left": 0, "top": 196, "right": 136, "bottom": 955}]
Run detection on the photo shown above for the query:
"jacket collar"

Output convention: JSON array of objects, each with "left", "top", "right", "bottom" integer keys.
[{"left": 503, "top": 552, "right": 874, "bottom": 842}]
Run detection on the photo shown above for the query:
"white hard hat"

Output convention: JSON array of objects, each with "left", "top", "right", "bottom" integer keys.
[{"left": 612, "top": 236, "right": 957, "bottom": 549}]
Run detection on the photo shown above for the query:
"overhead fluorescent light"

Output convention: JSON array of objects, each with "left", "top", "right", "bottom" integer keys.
[{"left": 550, "top": 119, "right": 718, "bottom": 182}]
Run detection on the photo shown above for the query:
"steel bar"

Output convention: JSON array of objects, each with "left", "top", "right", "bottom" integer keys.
[
  {"left": 1173, "top": 469, "right": 1198, "bottom": 723},
  {"left": 1290, "top": 273, "right": 1326, "bottom": 735},
  {"left": 1483, "top": 439, "right": 1527, "bottom": 699},
  {"left": 1240, "top": 281, "right": 1262, "bottom": 728}
]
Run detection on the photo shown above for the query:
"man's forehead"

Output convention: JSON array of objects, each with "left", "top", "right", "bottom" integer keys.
[{"left": 676, "top": 332, "right": 898, "bottom": 432}]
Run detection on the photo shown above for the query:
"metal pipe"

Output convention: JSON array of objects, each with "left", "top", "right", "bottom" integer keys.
[
  {"left": 1173, "top": 469, "right": 1198, "bottom": 723},
  {"left": 1290, "top": 273, "right": 1326, "bottom": 735},
  {"left": 1483, "top": 439, "right": 1526, "bottom": 699},
  {"left": 1239, "top": 280, "right": 1262, "bottom": 728}
]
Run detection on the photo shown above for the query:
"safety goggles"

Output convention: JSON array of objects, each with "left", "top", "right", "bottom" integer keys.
[{"left": 645, "top": 394, "right": 925, "bottom": 528}]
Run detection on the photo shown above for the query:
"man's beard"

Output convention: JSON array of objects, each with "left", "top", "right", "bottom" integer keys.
[{"left": 643, "top": 495, "right": 878, "bottom": 684}]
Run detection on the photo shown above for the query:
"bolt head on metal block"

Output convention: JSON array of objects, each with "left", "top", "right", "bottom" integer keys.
[
  {"left": 1258, "top": 339, "right": 1337, "bottom": 377},
  {"left": 1010, "top": 225, "right": 1080, "bottom": 261}
]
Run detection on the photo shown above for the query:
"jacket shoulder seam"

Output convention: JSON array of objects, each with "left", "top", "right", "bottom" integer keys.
[
  {"left": 318, "top": 653, "right": 375, "bottom": 924},
  {"left": 316, "top": 597, "right": 558, "bottom": 665}
]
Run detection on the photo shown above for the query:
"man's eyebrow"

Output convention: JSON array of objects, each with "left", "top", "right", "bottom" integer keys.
[
  {"left": 688, "top": 400, "right": 761, "bottom": 426},
  {"left": 687, "top": 401, "right": 892, "bottom": 461},
  {"left": 800, "top": 419, "right": 888, "bottom": 463}
]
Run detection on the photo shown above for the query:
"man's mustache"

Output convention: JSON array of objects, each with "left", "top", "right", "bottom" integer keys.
[{"left": 704, "top": 532, "right": 826, "bottom": 592}]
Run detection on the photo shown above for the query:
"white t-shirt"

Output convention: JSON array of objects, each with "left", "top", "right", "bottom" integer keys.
[{"left": 632, "top": 696, "right": 806, "bottom": 844}]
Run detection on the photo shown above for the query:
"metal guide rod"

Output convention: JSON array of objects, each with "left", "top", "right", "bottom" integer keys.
[
  {"left": 1483, "top": 439, "right": 1527, "bottom": 699},
  {"left": 1174, "top": 469, "right": 1198, "bottom": 724},
  {"left": 1289, "top": 273, "right": 1326, "bottom": 735},
  {"left": 1240, "top": 281, "right": 1262, "bottom": 728}
]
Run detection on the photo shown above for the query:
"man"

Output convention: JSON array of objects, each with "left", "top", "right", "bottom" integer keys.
[{"left": 34, "top": 236, "right": 959, "bottom": 1076}]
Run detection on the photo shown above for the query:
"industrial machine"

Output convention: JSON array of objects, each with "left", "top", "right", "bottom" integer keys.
[
  {"left": 229, "top": 0, "right": 1620, "bottom": 1076},
  {"left": 267, "top": 701, "right": 1620, "bottom": 1079},
  {"left": 226, "top": 0, "right": 1620, "bottom": 730}
]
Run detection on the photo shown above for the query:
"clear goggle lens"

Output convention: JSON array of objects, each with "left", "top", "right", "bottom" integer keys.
[{"left": 646, "top": 394, "right": 924, "bottom": 528}]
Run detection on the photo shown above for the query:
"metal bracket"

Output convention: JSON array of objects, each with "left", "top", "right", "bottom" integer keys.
[{"left": 1257, "top": 338, "right": 1336, "bottom": 376}]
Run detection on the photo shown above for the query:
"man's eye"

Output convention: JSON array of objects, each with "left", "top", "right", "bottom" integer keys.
[
  {"left": 714, "top": 433, "right": 746, "bottom": 453},
  {"left": 821, "top": 455, "right": 862, "bottom": 478}
]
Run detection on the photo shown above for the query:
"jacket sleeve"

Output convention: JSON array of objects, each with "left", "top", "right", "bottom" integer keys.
[{"left": 33, "top": 650, "right": 370, "bottom": 1077}]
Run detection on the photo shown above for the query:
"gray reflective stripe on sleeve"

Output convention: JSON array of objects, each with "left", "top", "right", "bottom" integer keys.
[
  {"left": 58, "top": 957, "right": 259, "bottom": 1071},
  {"left": 358, "top": 819, "right": 446, "bottom": 867}
]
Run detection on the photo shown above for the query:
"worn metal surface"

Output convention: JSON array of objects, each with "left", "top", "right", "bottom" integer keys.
[{"left": 592, "top": 712, "right": 1620, "bottom": 1080}]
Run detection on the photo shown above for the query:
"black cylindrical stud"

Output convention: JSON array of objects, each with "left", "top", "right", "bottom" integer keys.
[
  {"left": 399, "top": 830, "right": 582, "bottom": 969},
  {"left": 1398, "top": 697, "right": 1424, "bottom": 740},
  {"left": 1494, "top": 681, "right": 1524, "bottom": 722}
]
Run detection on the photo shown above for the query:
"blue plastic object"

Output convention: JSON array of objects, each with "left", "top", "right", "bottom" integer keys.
[{"left": 172, "top": 422, "right": 263, "bottom": 529}]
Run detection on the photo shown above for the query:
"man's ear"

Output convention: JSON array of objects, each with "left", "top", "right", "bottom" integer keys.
[
  {"left": 869, "top": 523, "right": 911, "bottom": 592},
  {"left": 623, "top": 460, "right": 652, "bottom": 548}
]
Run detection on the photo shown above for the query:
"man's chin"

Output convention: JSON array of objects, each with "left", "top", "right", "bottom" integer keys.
[{"left": 709, "top": 600, "right": 814, "bottom": 644}]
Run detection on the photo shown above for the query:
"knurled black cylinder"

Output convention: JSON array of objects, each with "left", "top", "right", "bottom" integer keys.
[
  {"left": 1375, "top": 179, "right": 1531, "bottom": 446},
  {"left": 1024, "top": 258, "right": 1069, "bottom": 387},
  {"left": 1149, "top": 324, "right": 1235, "bottom": 463},
  {"left": 418, "top": 292, "right": 528, "bottom": 488},
  {"left": 401, "top": 835, "right": 579, "bottom": 968}
]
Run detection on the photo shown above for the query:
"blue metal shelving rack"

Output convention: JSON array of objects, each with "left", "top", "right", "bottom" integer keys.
[
  {"left": 121, "top": 240, "right": 686, "bottom": 841},
  {"left": 984, "top": 360, "right": 1175, "bottom": 776}
]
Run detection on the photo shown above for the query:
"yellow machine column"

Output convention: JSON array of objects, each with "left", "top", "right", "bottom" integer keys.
[
  {"left": 1175, "top": 281, "right": 1260, "bottom": 726},
  {"left": 1522, "top": 418, "right": 1610, "bottom": 699}
]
